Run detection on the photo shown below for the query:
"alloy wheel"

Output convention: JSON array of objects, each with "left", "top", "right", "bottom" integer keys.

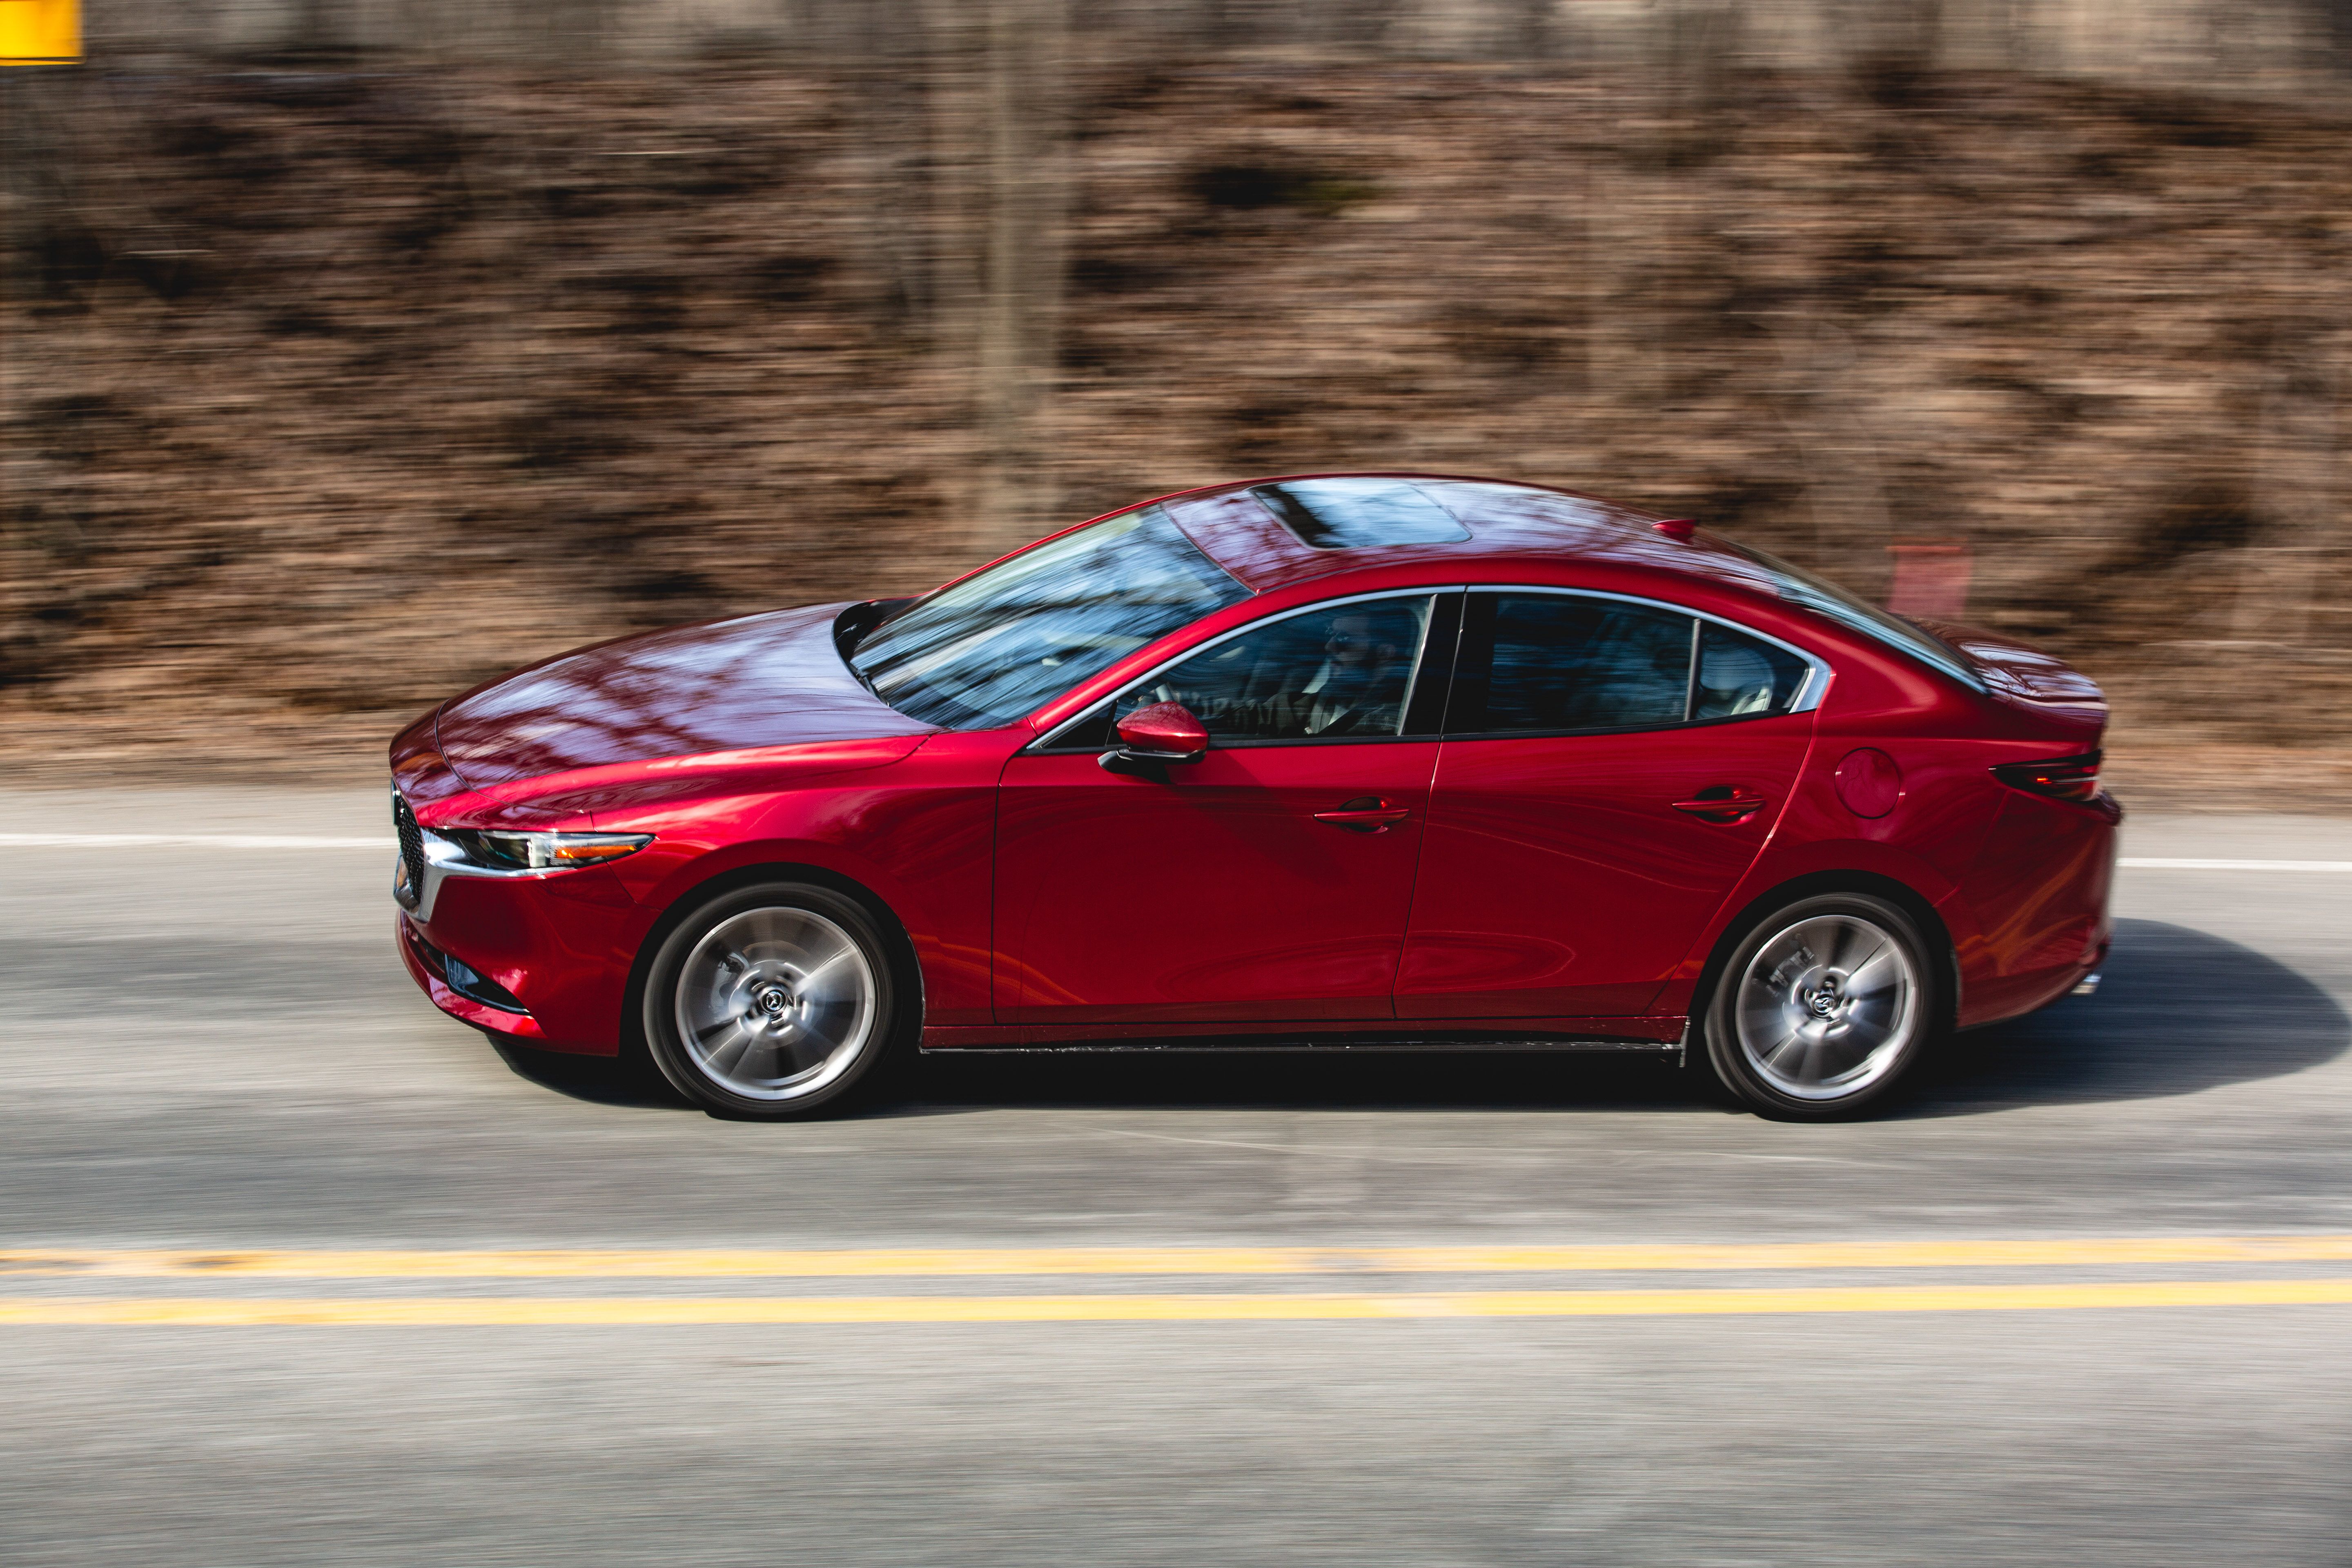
[
  {"left": 672, "top": 904, "right": 878, "bottom": 1101},
  {"left": 1732, "top": 911, "right": 1921, "bottom": 1102}
]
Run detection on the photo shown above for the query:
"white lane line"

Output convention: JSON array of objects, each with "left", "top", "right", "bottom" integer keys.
[
  {"left": 0, "top": 834, "right": 394, "bottom": 849},
  {"left": 2118, "top": 858, "right": 2352, "bottom": 872}
]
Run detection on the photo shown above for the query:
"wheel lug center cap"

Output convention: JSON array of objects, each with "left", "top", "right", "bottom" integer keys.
[{"left": 753, "top": 985, "right": 792, "bottom": 1018}]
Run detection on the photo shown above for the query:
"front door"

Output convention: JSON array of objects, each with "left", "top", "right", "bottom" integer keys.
[
  {"left": 995, "top": 591, "right": 1451, "bottom": 1026},
  {"left": 1397, "top": 591, "right": 1820, "bottom": 1020}
]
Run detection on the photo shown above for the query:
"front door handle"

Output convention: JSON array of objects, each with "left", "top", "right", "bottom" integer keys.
[
  {"left": 1673, "top": 788, "right": 1768, "bottom": 824},
  {"left": 1314, "top": 797, "right": 1411, "bottom": 833}
]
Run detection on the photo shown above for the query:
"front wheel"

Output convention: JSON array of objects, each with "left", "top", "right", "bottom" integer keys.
[
  {"left": 1697, "top": 891, "right": 1940, "bottom": 1121},
  {"left": 641, "top": 880, "right": 911, "bottom": 1118}
]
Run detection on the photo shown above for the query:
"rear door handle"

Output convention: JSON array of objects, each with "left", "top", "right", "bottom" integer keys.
[
  {"left": 1314, "top": 797, "right": 1411, "bottom": 833},
  {"left": 1673, "top": 789, "right": 1768, "bottom": 824}
]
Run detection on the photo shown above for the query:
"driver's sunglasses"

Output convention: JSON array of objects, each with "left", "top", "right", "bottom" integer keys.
[{"left": 1326, "top": 633, "right": 1376, "bottom": 651}]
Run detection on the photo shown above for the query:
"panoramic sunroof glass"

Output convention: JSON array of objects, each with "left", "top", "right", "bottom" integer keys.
[{"left": 1250, "top": 480, "right": 1472, "bottom": 550}]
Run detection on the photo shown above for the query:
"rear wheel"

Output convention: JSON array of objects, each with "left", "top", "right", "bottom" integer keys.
[
  {"left": 1697, "top": 891, "right": 1938, "bottom": 1120},
  {"left": 641, "top": 880, "right": 911, "bottom": 1118}
]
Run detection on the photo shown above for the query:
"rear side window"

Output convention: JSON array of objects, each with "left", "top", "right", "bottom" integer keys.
[
  {"left": 1694, "top": 624, "right": 1812, "bottom": 719},
  {"left": 1457, "top": 595, "right": 1692, "bottom": 734},
  {"left": 1448, "top": 592, "right": 1812, "bottom": 737}
]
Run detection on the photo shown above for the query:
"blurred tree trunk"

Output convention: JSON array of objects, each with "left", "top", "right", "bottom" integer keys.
[
  {"left": 514, "top": 0, "right": 613, "bottom": 63},
  {"left": 2319, "top": 0, "right": 2352, "bottom": 75},
  {"left": 295, "top": 0, "right": 352, "bottom": 54},
  {"left": 1837, "top": 0, "right": 1943, "bottom": 100},
  {"left": 1603, "top": 2, "right": 1740, "bottom": 405},
  {"left": 1661, "top": 0, "right": 1742, "bottom": 136},
  {"left": 1505, "top": 0, "right": 1552, "bottom": 62},
  {"left": 972, "top": 0, "right": 1070, "bottom": 550},
  {"left": 2239, "top": 335, "right": 2344, "bottom": 648},
  {"left": 1, "top": 66, "right": 99, "bottom": 686},
  {"left": 851, "top": 0, "right": 938, "bottom": 335}
]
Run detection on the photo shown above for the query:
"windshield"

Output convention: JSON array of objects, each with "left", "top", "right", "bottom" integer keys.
[
  {"left": 850, "top": 505, "right": 1251, "bottom": 729},
  {"left": 1728, "top": 543, "right": 1984, "bottom": 692}
]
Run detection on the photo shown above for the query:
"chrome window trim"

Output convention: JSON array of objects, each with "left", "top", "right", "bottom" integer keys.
[
  {"left": 1027, "top": 583, "right": 1829, "bottom": 756},
  {"left": 1029, "top": 586, "right": 1463, "bottom": 754},
  {"left": 1468, "top": 584, "right": 1831, "bottom": 720}
]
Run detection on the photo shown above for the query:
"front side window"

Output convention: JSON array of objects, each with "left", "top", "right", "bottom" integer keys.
[
  {"left": 1112, "top": 594, "right": 1437, "bottom": 743},
  {"left": 1449, "top": 591, "right": 1814, "bottom": 737},
  {"left": 850, "top": 506, "right": 1250, "bottom": 730}
]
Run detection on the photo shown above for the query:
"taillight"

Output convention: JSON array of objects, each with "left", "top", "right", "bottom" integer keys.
[{"left": 1991, "top": 751, "right": 2102, "bottom": 803}]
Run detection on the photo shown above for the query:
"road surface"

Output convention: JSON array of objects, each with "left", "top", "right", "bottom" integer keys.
[{"left": 2, "top": 789, "right": 2348, "bottom": 1566}]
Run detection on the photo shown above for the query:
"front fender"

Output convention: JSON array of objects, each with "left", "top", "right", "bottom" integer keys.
[{"left": 592, "top": 732, "right": 1011, "bottom": 1025}]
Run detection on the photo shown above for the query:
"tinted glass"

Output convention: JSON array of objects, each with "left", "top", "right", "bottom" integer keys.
[
  {"left": 851, "top": 506, "right": 1249, "bottom": 729},
  {"left": 1250, "top": 480, "right": 1471, "bottom": 549},
  {"left": 1465, "top": 594, "right": 1694, "bottom": 734},
  {"left": 1727, "top": 542, "right": 1982, "bottom": 692},
  {"left": 1694, "top": 624, "right": 1811, "bottom": 719},
  {"left": 1111, "top": 595, "right": 1436, "bottom": 743}
]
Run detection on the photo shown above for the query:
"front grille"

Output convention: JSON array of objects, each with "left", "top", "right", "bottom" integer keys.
[{"left": 392, "top": 788, "right": 425, "bottom": 909}]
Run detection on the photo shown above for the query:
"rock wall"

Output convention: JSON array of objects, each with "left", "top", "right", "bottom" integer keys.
[
  {"left": 4, "top": 56, "right": 2348, "bottom": 776},
  {"left": 66, "top": 0, "right": 2352, "bottom": 88}
]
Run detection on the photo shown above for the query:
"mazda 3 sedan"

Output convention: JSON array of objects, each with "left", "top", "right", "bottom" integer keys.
[{"left": 392, "top": 474, "right": 2116, "bottom": 1120}]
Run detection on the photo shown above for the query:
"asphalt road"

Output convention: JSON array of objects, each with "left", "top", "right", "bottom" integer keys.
[{"left": 3, "top": 789, "right": 2349, "bottom": 1567}]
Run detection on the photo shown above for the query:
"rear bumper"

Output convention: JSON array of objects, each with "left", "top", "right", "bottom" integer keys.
[{"left": 1955, "top": 792, "right": 2117, "bottom": 1030}]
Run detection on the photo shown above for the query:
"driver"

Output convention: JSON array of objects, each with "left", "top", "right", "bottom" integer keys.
[{"left": 1294, "top": 610, "right": 1409, "bottom": 735}]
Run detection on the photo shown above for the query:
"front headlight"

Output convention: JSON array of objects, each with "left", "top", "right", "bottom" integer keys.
[{"left": 431, "top": 829, "right": 654, "bottom": 874}]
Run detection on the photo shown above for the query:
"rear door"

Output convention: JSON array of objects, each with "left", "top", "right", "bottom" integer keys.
[
  {"left": 1396, "top": 591, "right": 1822, "bottom": 1021},
  {"left": 995, "top": 591, "right": 1457, "bottom": 1026}
]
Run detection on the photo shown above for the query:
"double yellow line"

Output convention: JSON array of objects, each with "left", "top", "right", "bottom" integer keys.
[
  {"left": 5, "top": 1279, "right": 2352, "bottom": 1326},
  {"left": 4, "top": 1237, "right": 2350, "bottom": 1325},
  {"left": 10, "top": 1236, "right": 2352, "bottom": 1278}
]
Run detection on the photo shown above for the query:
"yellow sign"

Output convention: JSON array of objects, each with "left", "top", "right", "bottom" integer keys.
[{"left": 1, "top": 0, "right": 80, "bottom": 64}]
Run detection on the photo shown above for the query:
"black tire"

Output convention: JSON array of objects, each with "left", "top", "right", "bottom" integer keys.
[
  {"left": 1693, "top": 890, "right": 1941, "bottom": 1121},
  {"left": 640, "top": 879, "right": 914, "bottom": 1119}
]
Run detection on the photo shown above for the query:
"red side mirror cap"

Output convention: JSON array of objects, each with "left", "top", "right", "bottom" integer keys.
[{"left": 1114, "top": 701, "right": 1209, "bottom": 759}]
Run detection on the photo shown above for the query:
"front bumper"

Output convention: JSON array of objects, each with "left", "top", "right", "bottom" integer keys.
[
  {"left": 393, "top": 860, "right": 647, "bottom": 1055},
  {"left": 399, "top": 914, "right": 548, "bottom": 1041}
]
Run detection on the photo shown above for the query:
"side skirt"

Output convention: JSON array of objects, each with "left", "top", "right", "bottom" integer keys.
[{"left": 922, "top": 1030, "right": 1685, "bottom": 1055}]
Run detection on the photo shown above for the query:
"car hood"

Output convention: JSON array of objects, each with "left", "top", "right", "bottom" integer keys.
[{"left": 435, "top": 602, "right": 935, "bottom": 787}]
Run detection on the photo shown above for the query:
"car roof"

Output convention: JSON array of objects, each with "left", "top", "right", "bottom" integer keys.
[{"left": 1155, "top": 473, "right": 1776, "bottom": 596}]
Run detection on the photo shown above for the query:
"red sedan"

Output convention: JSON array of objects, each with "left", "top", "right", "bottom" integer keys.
[{"left": 391, "top": 474, "right": 2115, "bottom": 1120}]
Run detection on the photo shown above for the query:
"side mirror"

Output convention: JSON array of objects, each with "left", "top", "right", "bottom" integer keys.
[{"left": 1100, "top": 702, "right": 1209, "bottom": 776}]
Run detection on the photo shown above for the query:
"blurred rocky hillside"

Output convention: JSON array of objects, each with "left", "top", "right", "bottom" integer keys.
[{"left": 4, "top": 54, "right": 2350, "bottom": 795}]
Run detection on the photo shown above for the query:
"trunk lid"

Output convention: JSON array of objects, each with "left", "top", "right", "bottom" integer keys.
[{"left": 1909, "top": 616, "right": 2107, "bottom": 740}]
